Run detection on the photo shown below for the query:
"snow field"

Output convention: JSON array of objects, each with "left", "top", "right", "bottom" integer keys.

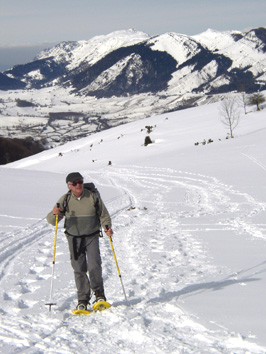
[{"left": 0, "top": 100, "right": 266, "bottom": 353}]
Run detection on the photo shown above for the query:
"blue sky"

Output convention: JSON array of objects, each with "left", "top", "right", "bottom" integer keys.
[
  {"left": 0, "top": 0, "right": 265, "bottom": 70},
  {"left": 1, "top": 0, "right": 265, "bottom": 45}
]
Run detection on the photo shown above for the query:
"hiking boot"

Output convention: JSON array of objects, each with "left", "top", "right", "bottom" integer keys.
[
  {"left": 76, "top": 300, "right": 88, "bottom": 311},
  {"left": 94, "top": 290, "right": 106, "bottom": 303}
]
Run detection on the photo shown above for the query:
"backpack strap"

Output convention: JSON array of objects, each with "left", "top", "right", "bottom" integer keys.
[
  {"left": 84, "top": 183, "right": 103, "bottom": 237},
  {"left": 62, "top": 190, "right": 71, "bottom": 214}
]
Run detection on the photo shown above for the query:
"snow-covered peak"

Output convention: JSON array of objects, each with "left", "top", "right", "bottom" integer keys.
[
  {"left": 37, "top": 29, "right": 149, "bottom": 69},
  {"left": 89, "top": 28, "right": 149, "bottom": 43},
  {"left": 192, "top": 28, "right": 242, "bottom": 51},
  {"left": 192, "top": 27, "right": 266, "bottom": 75},
  {"left": 148, "top": 32, "right": 201, "bottom": 65}
]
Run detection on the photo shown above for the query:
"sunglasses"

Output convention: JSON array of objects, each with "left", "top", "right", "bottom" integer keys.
[{"left": 70, "top": 180, "right": 84, "bottom": 186}]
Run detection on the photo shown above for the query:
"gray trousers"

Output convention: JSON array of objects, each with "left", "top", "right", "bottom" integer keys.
[{"left": 67, "top": 234, "right": 103, "bottom": 302}]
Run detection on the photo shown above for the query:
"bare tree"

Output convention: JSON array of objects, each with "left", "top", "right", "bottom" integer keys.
[
  {"left": 219, "top": 97, "right": 240, "bottom": 138},
  {"left": 237, "top": 84, "right": 248, "bottom": 115},
  {"left": 247, "top": 92, "right": 266, "bottom": 111},
  {"left": 237, "top": 91, "right": 248, "bottom": 114}
]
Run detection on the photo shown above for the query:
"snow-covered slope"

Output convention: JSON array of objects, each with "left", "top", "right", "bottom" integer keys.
[{"left": 1, "top": 98, "right": 266, "bottom": 353}]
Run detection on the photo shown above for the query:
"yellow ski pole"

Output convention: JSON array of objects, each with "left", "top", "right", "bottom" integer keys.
[
  {"left": 46, "top": 204, "right": 60, "bottom": 311},
  {"left": 106, "top": 226, "right": 129, "bottom": 305}
]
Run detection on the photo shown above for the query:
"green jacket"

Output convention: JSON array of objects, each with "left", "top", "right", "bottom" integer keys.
[{"left": 46, "top": 188, "right": 111, "bottom": 236}]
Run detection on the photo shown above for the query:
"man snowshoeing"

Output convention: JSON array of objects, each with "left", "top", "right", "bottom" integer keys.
[{"left": 46, "top": 172, "right": 113, "bottom": 311}]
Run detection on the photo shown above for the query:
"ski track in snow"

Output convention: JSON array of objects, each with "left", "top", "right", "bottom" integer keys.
[{"left": 0, "top": 165, "right": 266, "bottom": 353}]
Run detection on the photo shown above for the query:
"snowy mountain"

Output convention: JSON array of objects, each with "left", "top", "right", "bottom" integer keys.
[
  {"left": 3, "top": 27, "right": 266, "bottom": 96},
  {"left": 0, "top": 27, "right": 266, "bottom": 145},
  {"left": 1, "top": 99, "right": 266, "bottom": 353}
]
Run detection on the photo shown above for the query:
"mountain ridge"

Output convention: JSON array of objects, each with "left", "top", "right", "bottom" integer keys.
[
  {"left": 0, "top": 27, "right": 265, "bottom": 146},
  {"left": 3, "top": 27, "right": 266, "bottom": 95}
]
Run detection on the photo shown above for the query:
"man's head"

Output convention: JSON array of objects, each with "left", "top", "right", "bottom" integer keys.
[
  {"left": 66, "top": 172, "right": 84, "bottom": 197},
  {"left": 66, "top": 172, "right": 83, "bottom": 184}
]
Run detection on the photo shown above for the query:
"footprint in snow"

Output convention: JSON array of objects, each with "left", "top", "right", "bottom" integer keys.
[
  {"left": 4, "top": 291, "right": 20, "bottom": 301},
  {"left": 3, "top": 292, "right": 12, "bottom": 301},
  {"left": 17, "top": 299, "right": 29, "bottom": 309}
]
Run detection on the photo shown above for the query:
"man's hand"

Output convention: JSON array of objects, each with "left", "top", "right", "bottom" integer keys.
[
  {"left": 52, "top": 205, "right": 61, "bottom": 215},
  {"left": 104, "top": 226, "right": 113, "bottom": 237}
]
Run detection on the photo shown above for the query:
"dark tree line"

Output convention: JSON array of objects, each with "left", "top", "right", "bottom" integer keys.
[{"left": 0, "top": 137, "right": 45, "bottom": 165}]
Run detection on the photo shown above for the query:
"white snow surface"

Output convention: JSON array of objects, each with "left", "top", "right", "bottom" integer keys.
[{"left": 1, "top": 99, "right": 266, "bottom": 353}]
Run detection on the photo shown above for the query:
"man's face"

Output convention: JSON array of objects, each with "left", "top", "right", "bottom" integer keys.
[{"left": 68, "top": 178, "right": 84, "bottom": 197}]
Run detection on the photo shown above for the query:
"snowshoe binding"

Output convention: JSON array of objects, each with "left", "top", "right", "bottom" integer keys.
[
  {"left": 92, "top": 290, "right": 111, "bottom": 312},
  {"left": 72, "top": 301, "right": 92, "bottom": 315}
]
